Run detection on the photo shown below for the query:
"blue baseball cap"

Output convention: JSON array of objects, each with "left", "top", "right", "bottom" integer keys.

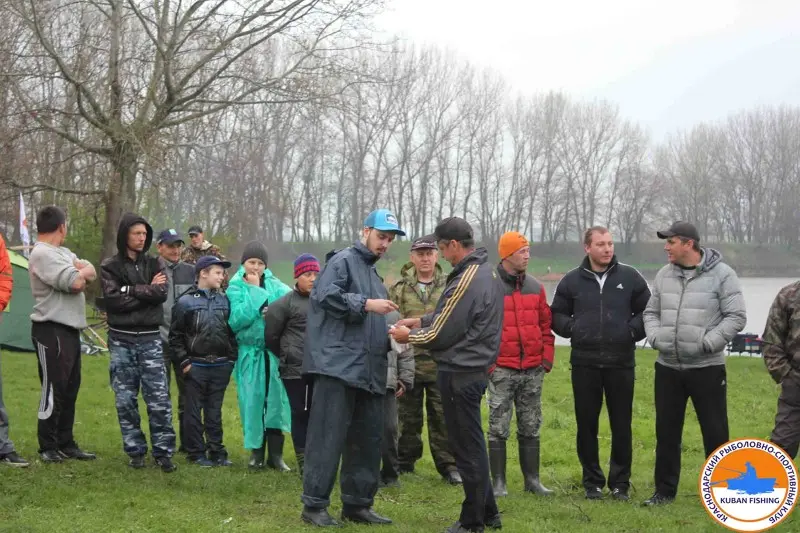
[
  {"left": 157, "top": 228, "right": 184, "bottom": 245},
  {"left": 195, "top": 255, "right": 232, "bottom": 274},
  {"left": 363, "top": 209, "right": 406, "bottom": 236}
]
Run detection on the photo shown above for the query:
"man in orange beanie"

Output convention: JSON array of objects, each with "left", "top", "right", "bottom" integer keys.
[{"left": 487, "top": 231, "right": 555, "bottom": 498}]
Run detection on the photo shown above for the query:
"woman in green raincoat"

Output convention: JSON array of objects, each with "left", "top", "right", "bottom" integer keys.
[{"left": 227, "top": 241, "right": 292, "bottom": 470}]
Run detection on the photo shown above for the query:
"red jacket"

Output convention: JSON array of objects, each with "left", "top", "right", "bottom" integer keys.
[
  {"left": 0, "top": 234, "right": 13, "bottom": 312},
  {"left": 493, "top": 265, "right": 555, "bottom": 372}
]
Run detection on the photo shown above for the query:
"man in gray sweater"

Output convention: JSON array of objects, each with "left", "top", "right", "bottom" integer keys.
[
  {"left": 28, "top": 206, "right": 98, "bottom": 463},
  {"left": 642, "top": 221, "right": 746, "bottom": 506}
]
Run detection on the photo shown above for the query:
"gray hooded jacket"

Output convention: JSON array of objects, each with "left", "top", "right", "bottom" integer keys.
[{"left": 644, "top": 248, "right": 747, "bottom": 369}]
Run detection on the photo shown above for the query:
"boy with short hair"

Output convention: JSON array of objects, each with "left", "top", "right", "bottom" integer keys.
[{"left": 169, "top": 256, "right": 237, "bottom": 467}]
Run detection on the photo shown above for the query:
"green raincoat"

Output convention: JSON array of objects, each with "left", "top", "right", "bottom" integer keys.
[{"left": 228, "top": 266, "right": 292, "bottom": 449}]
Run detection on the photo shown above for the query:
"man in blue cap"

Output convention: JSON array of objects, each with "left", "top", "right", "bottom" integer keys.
[
  {"left": 300, "top": 209, "right": 404, "bottom": 527},
  {"left": 156, "top": 229, "right": 196, "bottom": 453}
]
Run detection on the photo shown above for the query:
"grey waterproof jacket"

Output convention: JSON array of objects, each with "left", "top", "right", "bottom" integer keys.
[{"left": 643, "top": 248, "right": 747, "bottom": 369}]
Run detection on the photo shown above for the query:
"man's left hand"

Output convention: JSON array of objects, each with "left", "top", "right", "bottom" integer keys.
[
  {"left": 390, "top": 325, "right": 410, "bottom": 344},
  {"left": 395, "top": 381, "right": 406, "bottom": 398}
]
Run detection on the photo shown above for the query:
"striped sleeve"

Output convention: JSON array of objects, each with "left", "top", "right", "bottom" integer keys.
[{"left": 408, "top": 264, "right": 479, "bottom": 351}]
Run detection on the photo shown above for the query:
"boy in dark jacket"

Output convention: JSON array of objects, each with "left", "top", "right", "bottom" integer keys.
[
  {"left": 100, "top": 213, "right": 176, "bottom": 472},
  {"left": 264, "top": 254, "right": 320, "bottom": 474},
  {"left": 169, "top": 256, "right": 237, "bottom": 467},
  {"left": 380, "top": 310, "right": 414, "bottom": 488}
]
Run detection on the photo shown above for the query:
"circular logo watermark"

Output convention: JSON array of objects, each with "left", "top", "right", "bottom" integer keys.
[{"left": 699, "top": 438, "right": 798, "bottom": 532}]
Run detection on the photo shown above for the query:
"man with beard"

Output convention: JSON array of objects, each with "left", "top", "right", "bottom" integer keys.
[
  {"left": 551, "top": 226, "right": 651, "bottom": 501},
  {"left": 300, "top": 209, "right": 404, "bottom": 527}
]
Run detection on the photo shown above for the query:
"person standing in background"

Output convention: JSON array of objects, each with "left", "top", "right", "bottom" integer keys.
[
  {"left": 228, "top": 241, "right": 292, "bottom": 471},
  {"left": 181, "top": 225, "right": 229, "bottom": 290},
  {"left": 29, "top": 206, "right": 98, "bottom": 464},
  {"left": 156, "top": 229, "right": 195, "bottom": 454},
  {"left": 389, "top": 235, "right": 461, "bottom": 485}
]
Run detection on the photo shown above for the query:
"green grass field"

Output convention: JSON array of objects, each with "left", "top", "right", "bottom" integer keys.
[{"left": 0, "top": 349, "right": 794, "bottom": 533}]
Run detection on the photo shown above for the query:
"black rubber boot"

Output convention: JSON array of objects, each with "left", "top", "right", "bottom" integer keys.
[
  {"left": 520, "top": 436, "right": 553, "bottom": 495},
  {"left": 488, "top": 440, "right": 508, "bottom": 497},
  {"left": 248, "top": 440, "right": 266, "bottom": 470},
  {"left": 266, "top": 432, "right": 291, "bottom": 472}
]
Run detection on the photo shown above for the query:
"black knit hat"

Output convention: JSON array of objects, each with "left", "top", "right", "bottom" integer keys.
[{"left": 241, "top": 241, "right": 269, "bottom": 266}]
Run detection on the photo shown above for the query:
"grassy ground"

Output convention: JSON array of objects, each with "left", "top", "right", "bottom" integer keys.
[{"left": 0, "top": 349, "right": 793, "bottom": 533}]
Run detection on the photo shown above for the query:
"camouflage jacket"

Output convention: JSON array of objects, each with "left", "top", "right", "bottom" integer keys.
[
  {"left": 389, "top": 262, "right": 447, "bottom": 379},
  {"left": 762, "top": 281, "right": 800, "bottom": 383},
  {"left": 181, "top": 240, "right": 229, "bottom": 290}
]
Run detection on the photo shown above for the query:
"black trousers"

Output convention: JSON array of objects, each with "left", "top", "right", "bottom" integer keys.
[
  {"left": 438, "top": 370, "right": 498, "bottom": 531},
  {"left": 302, "top": 375, "right": 384, "bottom": 510},
  {"left": 654, "top": 362, "right": 729, "bottom": 497},
  {"left": 163, "top": 346, "right": 187, "bottom": 451},
  {"left": 283, "top": 377, "right": 315, "bottom": 452},
  {"left": 184, "top": 364, "right": 233, "bottom": 460},
  {"left": 381, "top": 391, "right": 399, "bottom": 481},
  {"left": 571, "top": 365, "right": 634, "bottom": 490},
  {"left": 31, "top": 322, "right": 82, "bottom": 453}
]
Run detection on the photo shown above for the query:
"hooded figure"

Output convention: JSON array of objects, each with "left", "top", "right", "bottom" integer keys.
[
  {"left": 100, "top": 213, "right": 176, "bottom": 473},
  {"left": 226, "top": 241, "right": 292, "bottom": 470}
]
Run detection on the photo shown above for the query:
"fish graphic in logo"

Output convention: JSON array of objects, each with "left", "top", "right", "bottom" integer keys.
[{"left": 700, "top": 438, "right": 798, "bottom": 532}]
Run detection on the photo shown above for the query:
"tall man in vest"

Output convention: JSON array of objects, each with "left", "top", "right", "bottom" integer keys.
[
  {"left": 488, "top": 232, "right": 555, "bottom": 497},
  {"left": 551, "top": 226, "right": 651, "bottom": 501}
]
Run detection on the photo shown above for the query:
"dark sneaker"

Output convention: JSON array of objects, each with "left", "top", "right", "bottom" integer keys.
[
  {"left": 585, "top": 487, "right": 603, "bottom": 500},
  {"left": 379, "top": 477, "right": 401, "bottom": 488},
  {"left": 40, "top": 450, "right": 64, "bottom": 463},
  {"left": 611, "top": 488, "right": 630, "bottom": 501},
  {"left": 340, "top": 507, "right": 392, "bottom": 525},
  {"left": 128, "top": 455, "right": 146, "bottom": 469},
  {"left": 215, "top": 458, "right": 233, "bottom": 467},
  {"left": 59, "top": 447, "right": 97, "bottom": 461},
  {"left": 642, "top": 492, "right": 675, "bottom": 506},
  {"left": 155, "top": 456, "right": 177, "bottom": 473},
  {"left": 189, "top": 457, "right": 215, "bottom": 468},
  {"left": 0, "top": 452, "right": 30, "bottom": 468}
]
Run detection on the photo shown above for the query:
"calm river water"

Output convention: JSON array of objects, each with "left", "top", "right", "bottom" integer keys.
[{"left": 541, "top": 277, "right": 797, "bottom": 346}]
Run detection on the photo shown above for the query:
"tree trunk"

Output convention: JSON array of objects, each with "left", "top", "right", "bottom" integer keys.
[{"left": 101, "top": 141, "right": 139, "bottom": 260}]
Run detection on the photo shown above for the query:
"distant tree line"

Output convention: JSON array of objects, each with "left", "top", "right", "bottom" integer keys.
[{"left": 1, "top": 1, "right": 799, "bottom": 260}]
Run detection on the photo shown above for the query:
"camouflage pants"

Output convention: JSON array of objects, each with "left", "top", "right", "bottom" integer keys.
[
  {"left": 397, "top": 378, "right": 457, "bottom": 475},
  {"left": 109, "top": 335, "right": 175, "bottom": 458},
  {"left": 487, "top": 366, "right": 545, "bottom": 441}
]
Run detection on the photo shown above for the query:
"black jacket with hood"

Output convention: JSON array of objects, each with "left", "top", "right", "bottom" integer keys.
[
  {"left": 408, "top": 248, "right": 504, "bottom": 373},
  {"left": 100, "top": 213, "right": 168, "bottom": 334}
]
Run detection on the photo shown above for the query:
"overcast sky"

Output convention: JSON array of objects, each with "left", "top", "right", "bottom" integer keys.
[{"left": 376, "top": 0, "right": 800, "bottom": 139}]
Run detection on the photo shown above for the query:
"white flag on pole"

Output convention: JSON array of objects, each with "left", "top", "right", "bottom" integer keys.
[{"left": 19, "top": 191, "right": 30, "bottom": 257}]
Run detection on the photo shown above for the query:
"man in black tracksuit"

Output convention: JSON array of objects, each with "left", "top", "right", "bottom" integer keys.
[
  {"left": 550, "top": 226, "right": 651, "bottom": 501},
  {"left": 392, "top": 218, "right": 504, "bottom": 533}
]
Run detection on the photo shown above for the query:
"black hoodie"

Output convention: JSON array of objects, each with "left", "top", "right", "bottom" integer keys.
[{"left": 100, "top": 213, "right": 167, "bottom": 334}]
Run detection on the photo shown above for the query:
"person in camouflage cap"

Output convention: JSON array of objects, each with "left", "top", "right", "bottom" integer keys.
[
  {"left": 181, "top": 225, "right": 229, "bottom": 290},
  {"left": 762, "top": 281, "right": 800, "bottom": 459},
  {"left": 388, "top": 235, "right": 461, "bottom": 485}
]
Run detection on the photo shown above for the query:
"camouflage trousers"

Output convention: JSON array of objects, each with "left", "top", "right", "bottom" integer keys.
[
  {"left": 397, "top": 378, "right": 457, "bottom": 475},
  {"left": 109, "top": 335, "right": 175, "bottom": 458},
  {"left": 487, "top": 366, "right": 545, "bottom": 441}
]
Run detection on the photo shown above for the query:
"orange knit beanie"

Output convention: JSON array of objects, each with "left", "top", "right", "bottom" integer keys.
[{"left": 498, "top": 231, "right": 529, "bottom": 259}]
